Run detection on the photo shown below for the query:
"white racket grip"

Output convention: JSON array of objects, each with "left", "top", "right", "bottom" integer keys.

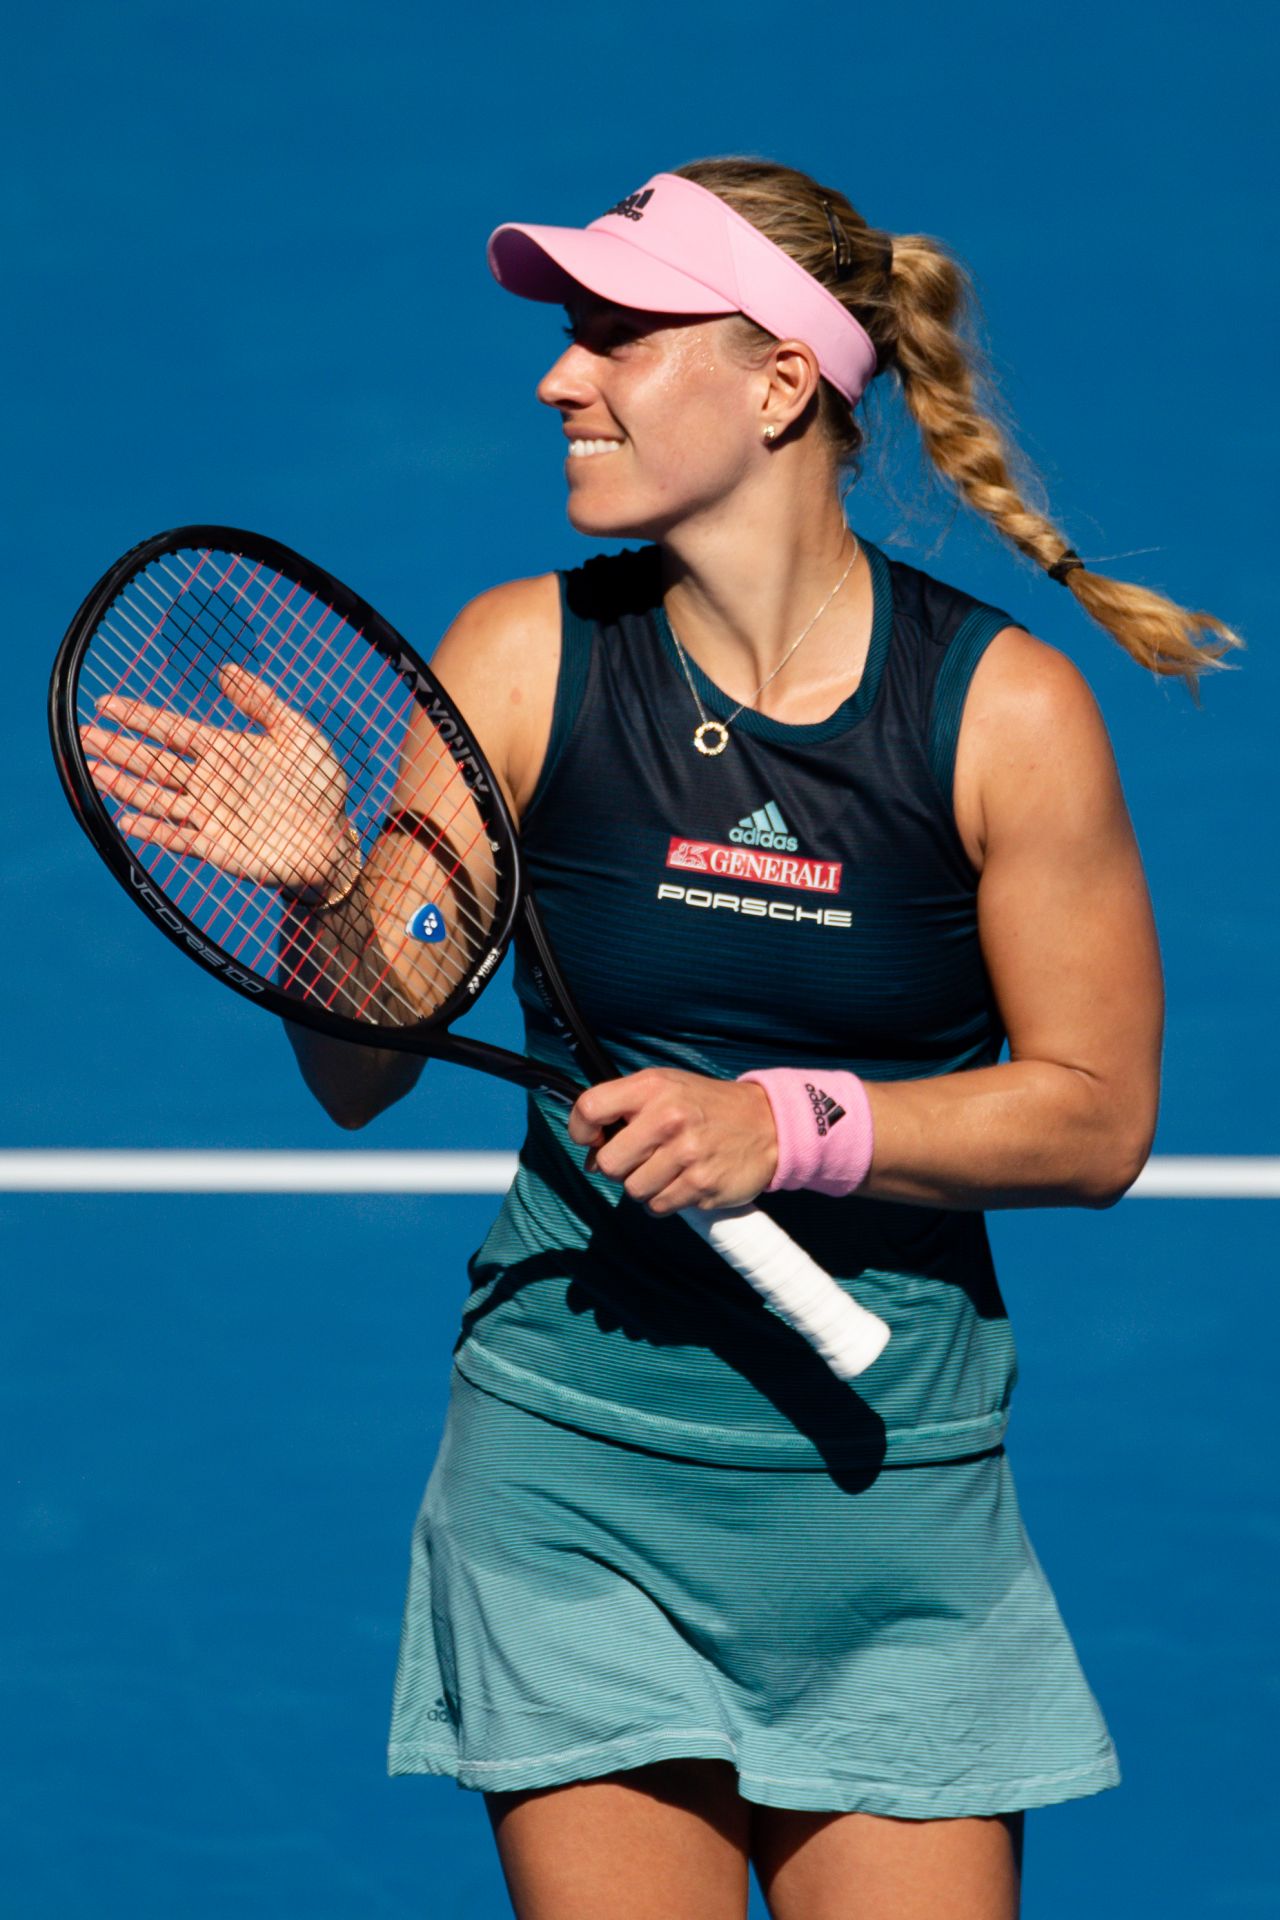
[{"left": 680, "top": 1203, "right": 891, "bottom": 1381}]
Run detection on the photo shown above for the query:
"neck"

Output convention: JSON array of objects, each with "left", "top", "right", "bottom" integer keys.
[{"left": 657, "top": 488, "right": 867, "bottom": 701}]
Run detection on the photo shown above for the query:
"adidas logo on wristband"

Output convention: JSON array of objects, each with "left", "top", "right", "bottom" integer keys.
[{"left": 805, "top": 1082, "right": 846, "bottom": 1135}]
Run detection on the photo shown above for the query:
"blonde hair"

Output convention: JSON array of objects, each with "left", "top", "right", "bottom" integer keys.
[{"left": 671, "top": 155, "right": 1245, "bottom": 704}]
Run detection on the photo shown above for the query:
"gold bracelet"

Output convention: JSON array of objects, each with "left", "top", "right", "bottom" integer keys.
[{"left": 309, "top": 827, "right": 364, "bottom": 912}]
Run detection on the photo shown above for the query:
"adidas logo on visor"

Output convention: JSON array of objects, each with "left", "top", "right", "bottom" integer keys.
[
  {"left": 729, "top": 801, "right": 798, "bottom": 853},
  {"left": 601, "top": 188, "right": 655, "bottom": 223}
]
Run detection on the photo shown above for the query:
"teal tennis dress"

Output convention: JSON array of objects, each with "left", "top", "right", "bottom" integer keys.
[{"left": 386, "top": 536, "right": 1121, "bottom": 1815}]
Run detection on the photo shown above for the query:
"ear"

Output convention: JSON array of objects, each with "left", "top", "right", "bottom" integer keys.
[{"left": 761, "top": 337, "right": 823, "bottom": 434}]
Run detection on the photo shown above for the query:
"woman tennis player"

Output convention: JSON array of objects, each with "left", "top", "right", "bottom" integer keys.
[{"left": 285, "top": 158, "right": 1238, "bottom": 1918}]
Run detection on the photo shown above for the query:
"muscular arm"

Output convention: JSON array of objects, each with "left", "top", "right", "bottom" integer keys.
[
  {"left": 281, "top": 572, "right": 561, "bottom": 1129},
  {"left": 856, "top": 630, "right": 1164, "bottom": 1209},
  {"left": 280, "top": 878, "right": 428, "bottom": 1129},
  {"left": 284, "top": 1020, "right": 427, "bottom": 1129}
]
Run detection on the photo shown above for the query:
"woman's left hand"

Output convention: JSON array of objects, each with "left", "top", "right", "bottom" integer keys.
[{"left": 567, "top": 1068, "right": 778, "bottom": 1214}]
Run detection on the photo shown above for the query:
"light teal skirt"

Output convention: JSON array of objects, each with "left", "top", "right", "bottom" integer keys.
[{"left": 387, "top": 1365, "right": 1120, "bottom": 1816}]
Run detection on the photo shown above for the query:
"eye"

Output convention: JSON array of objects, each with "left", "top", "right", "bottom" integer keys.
[{"left": 561, "top": 321, "right": 634, "bottom": 349}]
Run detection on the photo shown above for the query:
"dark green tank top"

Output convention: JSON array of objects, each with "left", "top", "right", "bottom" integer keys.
[{"left": 452, "top": 534, "right": 1022, "bottom": 1468}]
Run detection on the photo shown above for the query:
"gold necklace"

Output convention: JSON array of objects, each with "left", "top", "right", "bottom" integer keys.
[{"left": 664, "top": 535, "right": 861, "bottom": 756}]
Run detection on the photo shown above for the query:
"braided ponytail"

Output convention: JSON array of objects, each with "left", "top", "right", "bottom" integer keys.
[{"left": 671, "top": 154, "right": 1246, "bottom": 703}]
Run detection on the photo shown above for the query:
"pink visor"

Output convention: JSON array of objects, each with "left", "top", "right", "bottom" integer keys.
[{"left": 487, "top": 171, "right": 880, "bottom": 407}]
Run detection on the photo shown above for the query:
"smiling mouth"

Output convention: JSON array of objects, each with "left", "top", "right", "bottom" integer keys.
[{"left": 566, "top": 438, "right": 627, "bottom": 460}]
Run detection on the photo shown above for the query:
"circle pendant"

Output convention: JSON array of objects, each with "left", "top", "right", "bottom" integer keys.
[{"left": 694, "top": 720, "right": 730, "bottom": 757}]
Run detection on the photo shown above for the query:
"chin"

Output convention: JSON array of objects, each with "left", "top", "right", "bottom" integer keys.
[{"left": 565, "top": 497, "right": 654, "bottom": 542}]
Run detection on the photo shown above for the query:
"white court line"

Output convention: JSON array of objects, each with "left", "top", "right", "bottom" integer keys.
[
  {"left": 1123, "top": 1158, "right": 1280, "bottom": 1197},
  {"left": 0, "top": 1151, "right": 519, "bottom": 1192},
  {"left": 0, "top": 1152, "right": 1277, "bottom": 1197}
]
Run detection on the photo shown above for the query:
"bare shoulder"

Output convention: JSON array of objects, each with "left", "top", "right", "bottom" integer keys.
[
  {"left": 429, "top": 571, "right": 562, "bottom": 696},
  {"left": 426, "top": 571, "right": 563, "bottom": 819},
  {"left": 953, "top": 624, "right": 1123, "bottom": 872}
]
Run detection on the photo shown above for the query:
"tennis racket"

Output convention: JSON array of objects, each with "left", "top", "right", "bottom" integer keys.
[{"left": 48, "top": 525, "right": 891, "bottom": 1381}]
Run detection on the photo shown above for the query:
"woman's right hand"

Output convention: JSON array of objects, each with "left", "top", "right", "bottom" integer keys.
[{"left": 81, "top": 664, "right": 356, "bottom": 901}]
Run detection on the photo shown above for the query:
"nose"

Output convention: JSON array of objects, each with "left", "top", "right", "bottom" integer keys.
[{"left": 536, "top": 339, "right": 597, "bottom": 411}]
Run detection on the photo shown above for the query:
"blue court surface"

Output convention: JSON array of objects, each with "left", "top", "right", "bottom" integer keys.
[{"left": 3, "top": 3, "right": 1276, "bottom": 1916}]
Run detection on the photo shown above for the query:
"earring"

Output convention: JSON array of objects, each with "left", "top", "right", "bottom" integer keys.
[{"left": 763, "top": 426, "right": 777, "bottom": 442}]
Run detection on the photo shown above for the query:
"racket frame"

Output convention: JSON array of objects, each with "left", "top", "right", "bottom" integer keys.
[{"left": 47, "top": 523, "right": 596, "bottom": 1100}]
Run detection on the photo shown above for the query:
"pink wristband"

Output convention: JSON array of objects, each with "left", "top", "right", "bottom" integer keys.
[{"left": 737, "top": 1068, "right": 875, "bottom": 1197}]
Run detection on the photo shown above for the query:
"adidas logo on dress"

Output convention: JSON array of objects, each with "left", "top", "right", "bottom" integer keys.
[{"left": 729, "top": 800, "right": 798, "bottom": 852}]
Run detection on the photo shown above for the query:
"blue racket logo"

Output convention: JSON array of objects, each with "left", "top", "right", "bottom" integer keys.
[{"left": 406, "top": 903, "right": 447, "bottom": 943}]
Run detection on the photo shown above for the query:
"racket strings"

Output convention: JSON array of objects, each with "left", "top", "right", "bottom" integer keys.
[
  {"left": 96, "top": 567, "right": 397, "bottom": 925},
  {"left": 77, "top": 544, "right": 510, "bottom": 1029},
  {"left": 88, "top": 626, "right": 490, "bottom": 1026},
  {"left": 274, "top": 782, "right": 496, "bottom": 1027},
  {"left": 102, "top": 551, "right": 273, "bottom": 739},
  {"left": 139, "top": 555, "right": 503, "bottom": 969},
  {"left": 86, "top": 624, "right": 490, "bottom": 1032},
  {"left": 130, "top": 555, "right": 505, "bottom": 952}
]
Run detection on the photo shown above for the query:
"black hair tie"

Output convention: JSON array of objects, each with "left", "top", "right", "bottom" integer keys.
[
  {"left": 1047, "top": 547, "right": 1085, "bottom": 585},
  {"left": 820, "top": 196, "right": 856, "bottom": 281},
  {"left": 820, "top": 195, "right": 893, "bottom": 286}
]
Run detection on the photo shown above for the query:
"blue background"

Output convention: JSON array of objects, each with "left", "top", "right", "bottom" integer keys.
[{"left": 4, "top": 2, "right": 1275, "bottom": 1914}]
